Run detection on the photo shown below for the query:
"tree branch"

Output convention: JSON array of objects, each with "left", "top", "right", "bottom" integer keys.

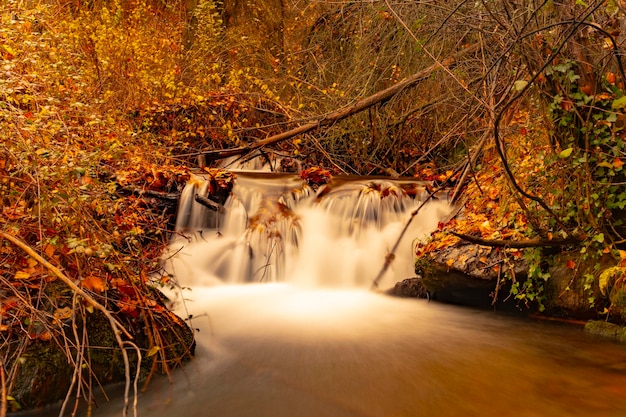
[
  {"left": 450, "top": 231, "right": 580, "bottom": 248},
  {"left": 203, "top": 44, "right": 480, "bottom": 161},
  {"left": 0, "top": 232, "right": 139, "bottom": 417}
]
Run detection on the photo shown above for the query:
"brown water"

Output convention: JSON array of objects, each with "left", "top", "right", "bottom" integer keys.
[
  {"left": 26, "top": 284, "right": 626, "bottom": 417},
  {"left": 24, "top": 172, "right": 626, "bottom": 417}
]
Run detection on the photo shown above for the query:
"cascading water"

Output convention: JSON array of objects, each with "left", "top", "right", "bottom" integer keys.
[
  {"left": 165, "top": 171, "right": 450, "bottom": 289},
  {"left": 26, "top": 169, "right": 626, "bottom": 417}
]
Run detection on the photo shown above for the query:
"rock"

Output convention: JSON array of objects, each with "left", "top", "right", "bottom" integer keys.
[
  {"left": 584, "top": 320, "right": 626, "bottom": 342},
  {"left": 386, "top": 277, "right": 429, "bottom": 298},
  {"left": 609, "top": 284, "right": 626, "bottom": 323},
  {"left": 544, "top": 264, "right": 606, "bottom": 320},
  {"left": 414, "top": 242, "right": 527, "bottom": 309},
  {"left": 4, "top": 307, "right": 195, "bottom": 410}
]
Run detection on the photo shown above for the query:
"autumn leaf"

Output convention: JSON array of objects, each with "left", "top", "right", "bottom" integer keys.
[
  {"left": 147, "top": 345, "right": 161, "bottom": 357},
  {"left": 54, "top": 307, "right": 73, "bottom": 321},
  {"left": 566, "top": 259, "right": 576, "bottom": 270},
  {"left": 559, "top": 147, "right": 573, "bottom": 158},
  {"left": 607, "top": 72, "right": 616, "bottom": 85},
  {"left": 81, "top": 275, "right": 107, "bottom": 292},
  {"left": 14, "top": 271, "right": 31, "bottom": 280}
]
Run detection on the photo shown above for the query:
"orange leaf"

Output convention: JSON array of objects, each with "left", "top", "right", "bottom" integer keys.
[
  {"left": 81, "top": 275, "right": 107, "bottom": 292},
  {"left": 43, "top": 244, "right": 55, "bottom": 258},
  {"left": 614, "top": 158, "right": 624, "bottom": 169},
  {"left": 607, "top": 72, "right": 616, "bottom": 85},
  {"left": 566, "top": 259, "right": 576, "bottom": 270},
  {"left": 14, "top": 271, "right": 31, "bottom": 280}
]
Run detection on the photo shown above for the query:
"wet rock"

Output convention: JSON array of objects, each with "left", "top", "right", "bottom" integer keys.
[
  {"left": 4, "top": 307, "right": 195, "bottom": 410},
  {"left": 386, "top": 277, "right": 429, "bottom": 298},
  {"left": 584, "top": 320, "right": 626, "bottom": 342},
  {"left": 414, "top": 242, "right": 527, "bottom": 309}
]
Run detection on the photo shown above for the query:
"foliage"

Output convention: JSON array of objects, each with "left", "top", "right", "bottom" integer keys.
[
  {"left": 0, "top": 0, "right": 196, "bottom": 410},
  {"left": 416, "top": 0, "right": 626, "bottom": 317},
  {"left": 300, "top": 166, "right": 332, "bottom": 188},
  {"left": 4, "top": 0, "right": 626, "bottom": 410}
]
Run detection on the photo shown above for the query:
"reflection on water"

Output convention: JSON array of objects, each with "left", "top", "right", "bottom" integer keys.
[{"left": 28, "top": 284, "right": 626, "bottom": 417}]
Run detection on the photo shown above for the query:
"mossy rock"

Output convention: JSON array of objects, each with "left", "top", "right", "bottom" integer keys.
[
  {"left": 4, "top": 307, "right": 195, "bottom": 410},
  {"left": 584, "top": 320, "right": 626, "bottom": 342},
  {"left": 609, "top": 284, "right": 626, "bottom": 323},
  {"left": 414, "top": 243, "right": 524, "bottom": 309}
]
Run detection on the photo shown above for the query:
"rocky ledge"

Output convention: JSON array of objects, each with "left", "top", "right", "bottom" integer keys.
[{"left": 393, "top": 240, "right": 626, "bottom": 325}]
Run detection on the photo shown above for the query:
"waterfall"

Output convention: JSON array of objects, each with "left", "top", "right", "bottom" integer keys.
[{"left": 164, "top": 171, "right": 452, "bottom": 290}]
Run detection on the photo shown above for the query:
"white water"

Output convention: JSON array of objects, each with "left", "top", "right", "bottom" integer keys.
[
  {"left": 23, "top": 172, "right": 626, "bottom": 417},
  {"left": 166, "top": 172, "right": 451, "bottom": 289}
]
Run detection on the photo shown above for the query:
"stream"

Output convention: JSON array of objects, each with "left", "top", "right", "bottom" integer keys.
[{"left": 22, "top": 171, "right": 626, "bottom": 417}]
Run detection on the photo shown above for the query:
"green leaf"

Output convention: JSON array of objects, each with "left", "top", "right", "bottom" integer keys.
[
  {"left": 611, "top": 96, "right": 626, "bottom": 109},
  {"left": 559, "top": 147, "right": 573, "bottom": 158}
]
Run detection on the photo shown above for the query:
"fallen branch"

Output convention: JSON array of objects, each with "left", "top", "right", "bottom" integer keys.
[
  {"left": 204, "top": 44, "right": 480, "bottom": 161},
  {"left": 450, "top": 231, "right": 580, "bottom": 248},
  {"left": 370, "top": 187, "right": 450, "bottom": 290},
  {"left": 194, "top": 194, "right": 225, "bottom": 212},
  {"left": 0, "top": 232, "right": 138, "bottom": 417},
  {"left": 119, "top": 185, "right": 180, "bottom": 201}
]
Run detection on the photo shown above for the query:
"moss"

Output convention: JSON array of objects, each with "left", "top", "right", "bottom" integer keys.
[
  {"left": 585, "top": 320, "right": 626, "bottom": 343},
  {"left": 5, "top": 342, "right": 73, "bottom": 409},
  {"left": 609, "top": 285, "right": 626, "bottom": 323}
]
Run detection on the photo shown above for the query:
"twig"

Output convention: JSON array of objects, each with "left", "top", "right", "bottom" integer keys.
[
  {"left": 450, "top": 130, "right": 490, "bottom": 203},
  {"left": 450, "top": 231, "right": 580, "bottom": 248},
  {"left": 123, "top": 341, "right": 142, "bottom": 417},
  {"left": 370, "top": 186, "right": 448, "bottom": 290},
  {"left": 1, "top": 361, "right": 6, "bottom": 417},
  {"left": 0, "top": 232, "right": 139, "bottom": 417}
]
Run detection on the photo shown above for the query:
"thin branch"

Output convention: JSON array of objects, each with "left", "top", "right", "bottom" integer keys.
[
  {"left": 0, "top": 232, "right": 139, "bottom": 417},
  {"left": 371, "top": 182, "right": 453, "bottom": 290},
  {"left": 451, "top": 231, "right": 581, "bottom": 248},
  {"left": 202, "top": 44, "right": 480, "bottom": 161},
  {"left": 0, "top": 361, "right": 6, "bottom": 417}
]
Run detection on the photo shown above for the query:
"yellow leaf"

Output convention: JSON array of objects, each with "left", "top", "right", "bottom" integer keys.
[
  {"left": 14, "top": 271, "right": 30, "bottom": 280},
  {"left": 559, "top": 147, "right": 573, "bottom": 158},
  {"left": 619, "top": 250, "right": 626, "bottom": 259},
  {"left": 599, "top": 266, "right": 624, "bottom": 295},
  {"left": 147, "top": 345, "right": 161, "bottom": 357}
]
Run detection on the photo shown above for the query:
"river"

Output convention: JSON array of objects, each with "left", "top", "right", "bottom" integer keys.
[{"left": 20, "top": 170, "right": 626, "bottom": 417}]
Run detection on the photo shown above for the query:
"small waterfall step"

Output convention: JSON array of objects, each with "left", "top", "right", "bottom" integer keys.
[{"left": 165, "top": 170, "right": 452, "bottom": 289}]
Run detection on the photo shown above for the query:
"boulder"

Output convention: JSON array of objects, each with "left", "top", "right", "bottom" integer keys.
[
  {"left": 3, "top": 305, "right": 195, "bottom": 411},
  {"left": 414, "top": 242, "right": 527, "bottom": 309}
]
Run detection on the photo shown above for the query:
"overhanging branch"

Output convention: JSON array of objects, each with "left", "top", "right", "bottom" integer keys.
[{"left": 203, "top": 44, "right": 479, "bottom": 161}]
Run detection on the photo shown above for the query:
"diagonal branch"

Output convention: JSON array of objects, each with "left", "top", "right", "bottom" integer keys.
[
  {"left": 202, "top": 44, "right": 480, "bottom": 161},
  {"left": 0, "top": 232, "right": 139, "bottom": 417}
]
